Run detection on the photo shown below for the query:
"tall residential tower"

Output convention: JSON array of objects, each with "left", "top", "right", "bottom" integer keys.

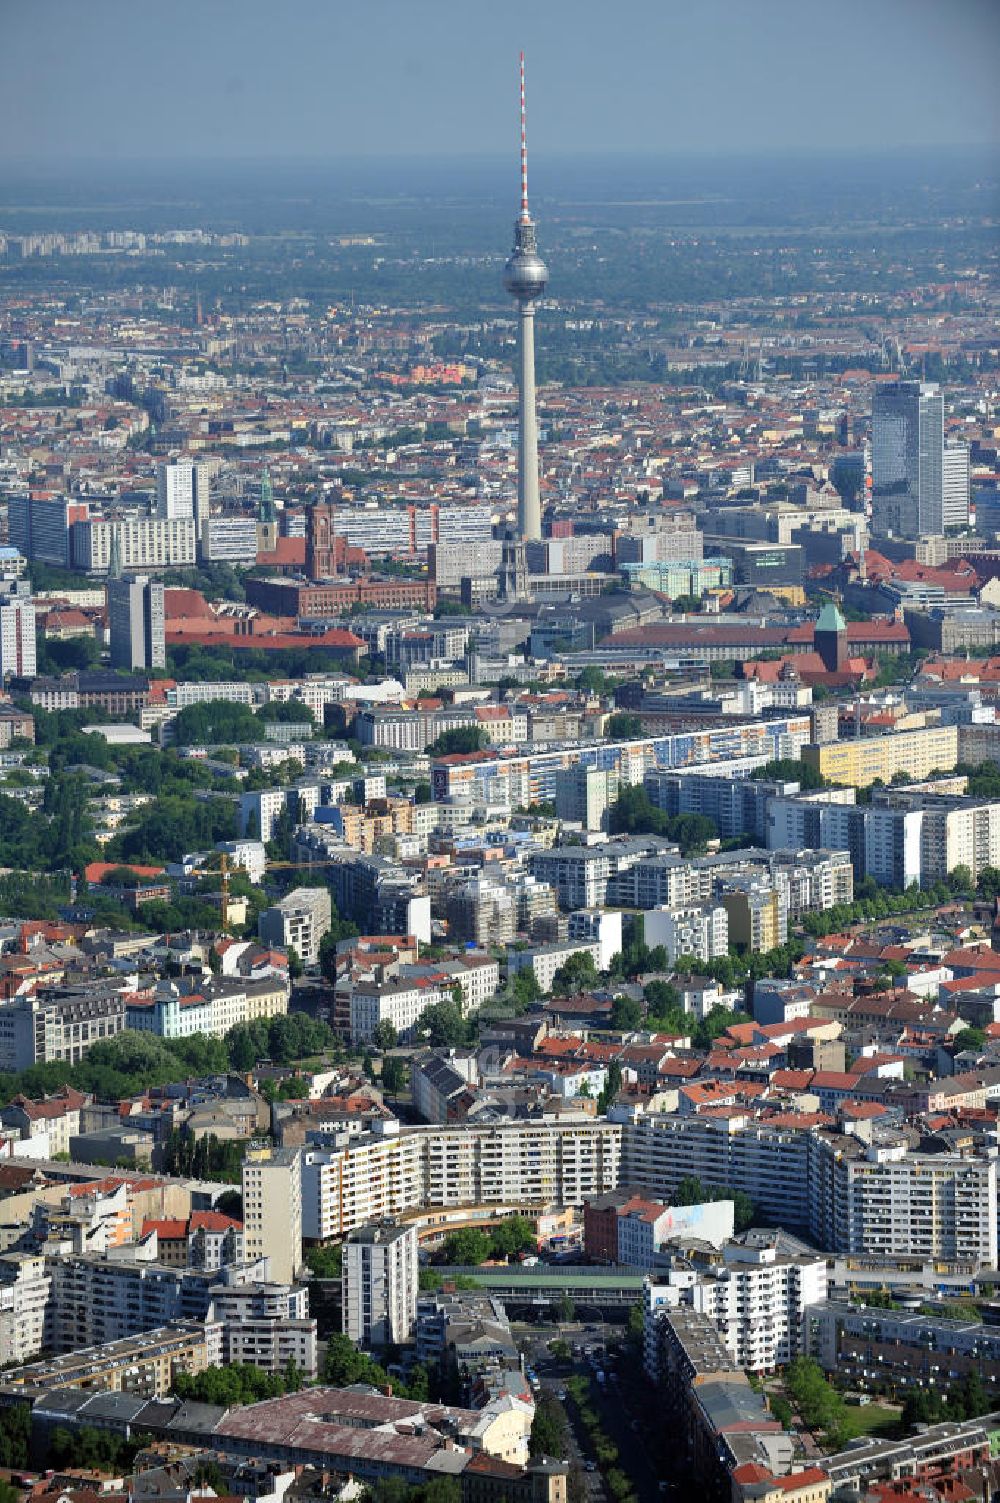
[{"left": 503, "top": 53, "right": 547, "bottom": 543}]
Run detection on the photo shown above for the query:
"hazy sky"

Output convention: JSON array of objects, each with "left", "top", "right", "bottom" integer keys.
[{"left": 2, "top": 0, "right": 998, "bottom": 163}]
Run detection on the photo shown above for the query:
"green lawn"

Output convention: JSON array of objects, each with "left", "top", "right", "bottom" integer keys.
[{"left": 829, "top": 1403, "right": 903, "bottom": 1447}]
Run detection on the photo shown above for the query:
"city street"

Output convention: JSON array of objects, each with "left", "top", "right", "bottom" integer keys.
[{"left": 515, "top": 1322, "right": 670, "bottom": 1503}]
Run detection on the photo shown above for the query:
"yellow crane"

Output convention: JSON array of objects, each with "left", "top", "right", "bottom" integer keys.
[{"left": 198, "top": 850, "right": 232, "bottom": 933}]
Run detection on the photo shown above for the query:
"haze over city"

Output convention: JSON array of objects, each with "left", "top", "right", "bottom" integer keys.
[
  {"left": 1, "top": 0, "right": 999, "bottom": 164},
  {"left": 0, "top": 5, "right": 998, "bottom": 1503}
]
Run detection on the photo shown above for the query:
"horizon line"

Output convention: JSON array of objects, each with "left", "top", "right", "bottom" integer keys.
[{"left": 0, "top": 142, "right": 998, "bottom": 170}]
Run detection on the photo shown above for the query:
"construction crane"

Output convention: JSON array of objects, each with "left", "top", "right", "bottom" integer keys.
[{"left": 198, "top": 850, "right": 233, "bottom": 933}]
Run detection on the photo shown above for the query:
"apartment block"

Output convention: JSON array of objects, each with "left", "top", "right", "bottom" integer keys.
[
  {"left": 44, "top": 1255, "right": 266, "bottom": 1352},
  {"left": 342, "top": 1220, "right": 419, "bottom": 1347},
  {"left": 555, "top": 766, "right": 620, "bottom": 831},
  {"left": 157, "top": 459, "right": 212, "bottom": 524},
  {"left": 72, "top": 516, "right": 197, "bottom": 573},
  {"left": 624, "top": 1114, "right": 813, "bottom": 1230},
  {"left": 432, "top": 715, "right": 813, "bottom": 805},
  {"left": 624, "top": 1114, "right": 999, "bottom": 1268},
  {"left": 207, "top": 1279, "right": 316, "bottom": 1377},
  {"left": 721, "top": 882, "right": 787, "bottom": 953},
  {"left": 3, "top": 1321, "right": 220, "bottom": 1395},
  {"left": 8, "top": 493, "right": 89, "bottom": 567},
  {"left": 242, "top": 1146, "right": 303, "bottom": 1285},
  {"left": 0, "top": 989, "right": 128, "bottom": 1072},
  {"left": 301, "top": 1120, "right": 622, "bottom": 1242},
  {"left": 348, "top": 978, "right": 447, "bottom": 1045},
  {"left": 690, "top": 1240, "right": 828, "bottom": 1373},
  {"left": 801, "top": 725, "right": 960, "bottom": 788},
  {"left": 126, "top": 976, "right": 289, "bottom": 1040},
  {"left": 0, "top": 594, "right": 36, "bottom": 678},
  {"left": 0, "top": 1253, "right": 50, "bottom": 1366},
  {"left": 839, "top": 1145, "right": 997, "bottom": 1266},
  {"left": 506, "top": 941, "right": 603, "bottom": 994},
  {"left": 201, "top": 515, "right": 259, "bottom": 563},
  {"left": 258, "top": 886, "right": 332, "bottom": 967},
  {"left": 807, "top": 1301, "right": 1000, "bottom": 1393},
  {"left": 108, "top": 573, "right": 165, "bottom": 671},
  {"left": 643, "top": 903, "right": 729, "bottom": 967}
]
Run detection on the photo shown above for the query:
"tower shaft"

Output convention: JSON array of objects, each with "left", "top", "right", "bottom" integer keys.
[
  {"left": 503, "top": 52, "right": 547, "bottom": 546},
  {"left": 516, "top": 303, "right": 541, "bottom": 542}
]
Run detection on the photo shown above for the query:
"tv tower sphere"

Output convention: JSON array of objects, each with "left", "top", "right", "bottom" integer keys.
[{"left": 504, "top": 52, "right": 546, "bottom": 543}]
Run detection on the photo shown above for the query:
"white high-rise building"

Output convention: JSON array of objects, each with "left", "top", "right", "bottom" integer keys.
[
  {"left": 0, "top": 596, "right": 36, "bottom": 678},
  {"left": 157, "top": 460, "right": 212, "bottom": 525},
  {"left": 871, "top": 379, "right": 944, "bottom": 538},
  {"left": 942, "top": 442, "right": 971, "bottom": 530},
  {"left": 342, "top": 1221, "right": 418, "bottom": 1347}
]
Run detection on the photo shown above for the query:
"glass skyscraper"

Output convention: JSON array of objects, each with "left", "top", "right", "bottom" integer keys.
[{"left": 871, "top": 379, "right": 944, "bottom": 538}]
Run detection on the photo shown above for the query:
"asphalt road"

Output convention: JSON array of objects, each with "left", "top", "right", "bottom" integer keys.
[{"left": 515, "top": 1323, "right": 670, "bottom": 1503}]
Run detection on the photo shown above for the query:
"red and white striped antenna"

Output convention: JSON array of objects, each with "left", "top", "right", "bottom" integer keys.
[{"left": 519, "top": 51, "right": 530, "bottom": 222}]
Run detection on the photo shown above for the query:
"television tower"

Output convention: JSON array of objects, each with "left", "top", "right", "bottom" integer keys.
[{"left": 503, "top": 52, "right": 547, "bottom": 543}]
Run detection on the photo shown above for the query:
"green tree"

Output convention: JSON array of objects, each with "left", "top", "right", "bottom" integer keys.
[
  {"left": 382, "top": 1055, "right": 408, "bottom": 1094},
  {"left": 598, "top": 1060, "right": 623, "bottom": 1113},
  {"left": 490, "top": 1215, "right": 536, "bottom": 1261},
  {"left": 784, "top": 1356, "right": 844, "bottom": 1434},
  {"left": 426, "top": 726, "right": 487, "bottom": 757},
  {"left": 770, "top": 1395, "right": 793, "bottom": 1429},
  {"left": 530, "top": 1393, "right": 568, "bottom": 1459},
  {"left": 551, "top": 951, "right": 600, "bottom": 996},
  {"left": 0, "top": 1404, "right": 30, "bottom": 1469},
  {"left": 610, "top": 994, "right": 643, "bottom": 1031},
  {"left": 305, "top": 1243, "right": 343, "bottom": 1280},
  {"left": 511, "top": 969, "right": 544, "bottom": 1009},
  {"left": 418, "top": 1001, "right": 471, "bottom": 1047},
  {"left": 607, "top": 785, "right": 717, "bottom": 854},
  {"left": 749, "top": 758, "right": 827, "bottom": 791},
  {"left": 606, "top": 712, "right": 642, "bottom": 739},
  {"left": 372, "top": 1020, "right": 399, "bottom": 1052},
  {"left": 440, "top": 1227, "right": 492, "bottom": 1265},
  {"left": 322, "top": 1332, "right": 392, "bottom": 1388}
]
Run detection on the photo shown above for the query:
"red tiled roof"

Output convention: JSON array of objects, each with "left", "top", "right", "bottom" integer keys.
[
  {"left": 142, "top": 1218, "right": 189, "bottom": 1240},
  {"left": 190, "top": 1209, "right": 242, "bottom": 1232},
  {"left": 85, "top": 860, "right": 165, "bottom": 884}
]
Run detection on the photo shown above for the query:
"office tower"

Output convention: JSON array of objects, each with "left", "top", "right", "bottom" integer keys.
[
  {"left": 503, "top": 53, "right": 547, "bottom": 543},
  {"left": 871, "top": 379, "right": 944, "bottom": 538},
  {"left": 157, "top": 459, "right": 211, "bottom": 525},
  {"left": 0, "top": 593, "right": 36, "bottom": 678},
  {"left": 7, "top": 493, "right": 89, "bottom": 567},
  {"left": 108, "top": 574, "right": 165, "bottom": 670},
  {"left": 942, "top": 442, "right": 971, "bottom": 530},
  {"left": 342, "top": 1221, "right": 418, "bottom": 1347}
]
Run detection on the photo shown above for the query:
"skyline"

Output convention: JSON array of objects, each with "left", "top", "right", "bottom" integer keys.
[{"left": 1, "top": 0, "right": 998, "bottom": 165}]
